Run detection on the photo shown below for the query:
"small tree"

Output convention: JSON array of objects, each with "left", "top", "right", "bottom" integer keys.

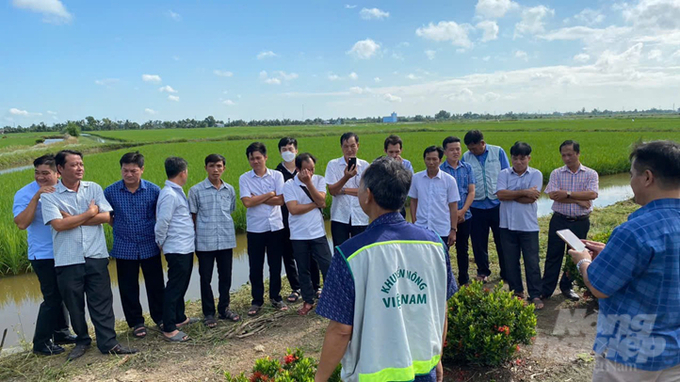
[
  {"left": 64, "top": 122, "right": 80, "bottom": 137},
  {"left": 435, "top": 110, "right": 451, "bottom": 120}
]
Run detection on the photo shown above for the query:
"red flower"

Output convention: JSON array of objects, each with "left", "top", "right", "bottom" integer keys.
[
  {"left": 515, "top": 344, "right": 521, "bottom": 352},
  {"left": 284, "top": 354, "right": 296, "bottom": 364},
  {"left": 250, "top": 372, "right": 266, "bottom": 382},
  {"left": 497, "top": 325, "right": 510, "bottom": 336}
]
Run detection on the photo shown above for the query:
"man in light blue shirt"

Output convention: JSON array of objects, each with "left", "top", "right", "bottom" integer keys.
[
  {"left": 496, "top": 142, "right": 544, "bottom": 310},
  {"left": 13, "top": 154, "right": 76, "bottom": 356},
  {"left": 384, "top": 135, "right": 414, "bottom": 219},
  {"left": 155, "top": 156, "right": 196, "bottom": 342}
]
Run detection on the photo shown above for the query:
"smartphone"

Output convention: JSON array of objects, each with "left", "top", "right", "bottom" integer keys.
[
  {"left": 348, "top": 157, "right": 357, "bottom": 171},
  {"left": 556, "top": 229, "right": 586, "bottom": 252}
]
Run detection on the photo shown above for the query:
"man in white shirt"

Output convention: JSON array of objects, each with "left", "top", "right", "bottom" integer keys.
[
  {"left": 283, "top": 153, "right": 331, "bottom": 316},
  {"left": 239, "top": 142, "right": 288, "bottom": 316},
  {"left": 325, "top": 132, "right": 369, "bottom": 246},
  {"left": 409, "top": 146, "right": 460, "bottom": 247}
]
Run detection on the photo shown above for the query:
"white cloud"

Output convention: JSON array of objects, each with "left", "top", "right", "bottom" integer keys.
[
  {"left": 276, "top": 71, "right": 299, "bottom": 81},
  {"left": 144, "top": 108, "right": 157, "bottom": 115},
  {"left": 384, "top": 93, "right": 402, "bottom": 102},
  {"left": 622, "top": 0, "right": 680, "bottom": 30},
  {"left": 260, "top": 70, "right": 297, "bottom": 84},
  {"left": 374, "top": 77, "right": 382, "bottom": 83},
  {"left": 159, "top": 85, "right": 178, "bottom": 93},
  {"left": 648, "top": 49, "right": 663, "bottom": 61},
  {"left": 345, "top": 4, "right": 356, "bottom": 9},
  {"left": 347, "top": 38, "right": 381, "bottom": 59},
  {"left": 257, "top": 51, "right": 278, "bottom": 60},
  {"left": 360, "top": 7, "right": 389, "bottom": 20},
  {"left": 46, "top": 110, "right": 57, "bottom": 115},
  {"left": 349, "top": 72, "right": 358, "bottom": 80},
  {"left": 223, "top": 100, "right": 236, "bottom": 106},
  {"left": 446, "top": 88, "right": 475, "bottom": 102},
  {"left": 167, "top": 95, "right": 180, "bottom": 102},
  {"left": 265, "top": 78, "right": 281, "bottom": 85},
  {"left": 425, "top": 50, "right": 437, "bottom": 60},
  {"left": 406, "top": 73, "right": 421, "bottom": 80},
  {"left": 328, "top": 74, "right": 340, "bottom": 81},
  {"left": 573, "top": 8, "right": 605, "bottom": 25},
  {"left": 9, "top": 108, "right": 29, "bottom": 116},
  {"left": 672, "top": 49, "right": 680, "bottom": 59},
  {"left": 476, "top": 20, "right": 499, "bottom": 42},
  {"left": 349, "top": 86, "right": 365, "bottom": 94},
  {"left": 391, "top": 52, "right": 405, "bottom": 60},
  {"left": 416, "top": 21, "right": 473, "bottom": 48},
  {"left": 142, "top": 74, "right": 162, "bottom": 83},
  {"left": 167, "top": 10, "right": 181, "bottom": 21},
  {"left": 94, "top": 78, "right": 119, "bottom": 86},
  {"left": 515, "top": 5, "right": 554, "bottom": 38},
  {"left": 484, "top": 92, "right": 501, "bottom": 101},
  {"left": 475, "top": 0, "right": 519, "bottom": 19},
  {"left": 573, "top": 53, "right": 591, "bottom": 63},
  {"left": 259, "top": 71, "right": 268, "bottom": 80},
  {"left": 514, "top": 50, "right": 528, "bottom": 61},
  {"left": 13, "top": 0, "right": 72, "bottom": 23},
  {"left": 214, "top": 70, "right": 234, "bottom": 77}
]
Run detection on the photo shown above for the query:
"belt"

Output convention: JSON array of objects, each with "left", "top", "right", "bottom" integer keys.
[{"left": 554, "top": 212, "right": 590, "bottom": 221}]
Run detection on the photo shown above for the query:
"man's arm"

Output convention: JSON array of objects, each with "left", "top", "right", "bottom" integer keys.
[
  {"left": 315, "top": 320, "right": 353, "bottom": 382},
  {"left": 327, "top": 165, "right": 357, "bottom": 196},
  {"left": 82, "top": 212, "right": 110, "bottom": 225},
  {"left": 305, "top": 177, "right": 327, "bottom": 207},
  {"left": 241, "top": 191, "right": 275, "bottom": 208},
  {"left": 14, "top": 186, "right": 55, "bottom": 230},
  {"left": 49, "top": 200, "right": 100, "bottom": 232},
  {"left": 263, "top": 195, "right": 284, "bottom": 206},
  {"left": 410, "top": 198, "right": 418, "bottom": 223},
  {"left": 497, "top": 188, "right": 540, "bottom": 204},
  {"left": 286, "top": 200, "right": 319, "bottom": 215},
  {"left": 447, "top": 202, "right": 458, "bottom": 246},
  {"left": 154, "top": 193, "right": 176, "bottom": 248}
]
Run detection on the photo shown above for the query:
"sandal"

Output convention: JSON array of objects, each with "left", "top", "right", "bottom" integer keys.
[
  {"left": 297, "top": 302, "right": 315, "bottom": 316},
  {"left": 476, "top": 275, "right": 489, "bottom": 282},
  {"left": 132, "top": 323, "right": 147, "bottom": 339},
  {"left": 177, "top": 317, "right": 199, "bottom": 328},
  {"left": 316, "top": 288, "right": 322, "bottom": 300},
  {"left": 532, "top": 298, "right": 544, "bottom": 310},
  {"left": 271, "top": 299, "right": 289, "bottom": 312},
  {"left": 287, "top": 290, "right": 301, "bottom": 303},
  {"left": 247, "top": 304, "right": 262, "bottom": 317},
  {"left": 204, "top": 315, "right": 218, "bottom": 328},
  {"left": 163, "top": 330, "right": 190, "bottom": 342},
  {"left": 219, "top": 309, "right": 241, "bottom": 322}
]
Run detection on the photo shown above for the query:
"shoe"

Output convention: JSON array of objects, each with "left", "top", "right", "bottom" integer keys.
[
  {"left": 105, "top": 344, "right": 138, "bottom": 355},
  {"left": 561, "top": 289, "right": 580, "bottom": 302},
  {"left": 33, "top": 342, "right": 65, "bottom": 356},
  {"left": 67, "top": 344, "right": 90, "bottom": 361},
  {"left": 53, "top": 333, "right": 77, "bottom": 345}
]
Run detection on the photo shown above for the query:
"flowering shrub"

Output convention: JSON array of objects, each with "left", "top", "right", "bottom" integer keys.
[
  {"left": 563, "top": 230, "right": 611, "bottom": 293},
  {"left": 444, "top": 281, "right": 537, "bottom": 366},
  {"left": 224, "top": 348, "right": 341, "bottom": 382}
]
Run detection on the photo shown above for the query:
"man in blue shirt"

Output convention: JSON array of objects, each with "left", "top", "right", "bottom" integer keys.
[
  {"left": 104, "top": 152, "right": 163, "bottom": 339},
  {"left": 570, "top": 140, "right": 680, "bottom": 381},
  {"left": 384, "top": 135, "right": 414, "bottom": 219},
  {"left": 13, "top": 154, "right": 76, "bottom": 355}
]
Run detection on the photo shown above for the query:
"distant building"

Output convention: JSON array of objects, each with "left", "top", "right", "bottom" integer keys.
[
  {"left": 383, "top": 112, "right": 397, "bottom": 123},
  {"left": 216, "top": 123, "right": 225, "bottom": 127}
]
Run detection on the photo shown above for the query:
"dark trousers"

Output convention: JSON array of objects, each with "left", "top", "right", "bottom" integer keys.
[
  {"left": 331, "top": 221, "right": 367, "bottom": 247},
  {"left": 291, "top": 237, "right": 332, "bottom": 304},
  {"left": 281, "top": 227, "right": 320, "bottom": 291},
  {"left": 197, "top": 249, "right": 233, "bottom": 317},
  {"left": 116, "top": 256, "right": 165, "bottom": 328},
  {"left": 247, "top": 230, "right": 285, "bottom": 306},
  {"left": 500, "top": 229, "right": 542, "bottom": 299},
  {"left": 55, "top": 258, "right": 117, "bottom": 352},
  {"left": 455, "top": 219, "right": 472, "bottom": 285},
  {"left": 542, "top": 214, "right": 591, "bottom": 297},
  {"left": 162, "top": 253, "right": 193, "bottom": 333},
  {"left": 31, "top": 259, "right": 70, "bottom": 348},
  {"left": 469, "top": 206, "right": 506, "bottom": 279}
]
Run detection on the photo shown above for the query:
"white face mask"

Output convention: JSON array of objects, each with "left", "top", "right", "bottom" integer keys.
[{"left": 281, "top": 151, "right": 296, "bottom": 163}]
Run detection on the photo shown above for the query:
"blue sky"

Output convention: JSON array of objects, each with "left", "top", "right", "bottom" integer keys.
[{"left": 2, "top": 0, "right": 680, "bottom": 125}]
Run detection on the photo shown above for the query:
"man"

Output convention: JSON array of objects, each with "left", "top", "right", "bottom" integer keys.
[
  {"left": 384, "top": 134, "right": 414, "bottom": 218},
  {"left": 569, "top": 140, "right": 680, "bottom": 381},
  {"left": 104, "top": 151, "right": 164, "bottom": 339},
  {"left": 315, "top": 157, "right": 457, "bottom": 382},
  {"left": 189, "top": 154, "right": 240, "bottom": 328},
  {"left": 440, "top": 136, "right": 476, "bottom": 286},
  {"left": 41, "top": 150, "right": 137, "bottom": 360},
  {"left": 409, "top": 146, "right": 459, "bottom": 247},
  {"left": 239, "top": 142, "right": 288, "bottom": 316},
  {"left": 463, "top": 130, "right": 510, "bottom": 282},
  {"left": 542, "top": 140, "right": 598, "bottom": 302},
  {"left": 275, "top": 137, "right": 320, "bottom": 303},
  {"left": 155, "top": 156, "right": 197, "bottom": 342},
  {"left": 325, "top": 132, "right": 369, "bottom": 246},
  {"left": 283, "top": 153, "right": 331, "bottom": 316},
  {"left": 13, "top": 154, "right": 76, "bottom": 355},
  {"left": 496, "top": 142, "right": 544, "bottom": 310}
]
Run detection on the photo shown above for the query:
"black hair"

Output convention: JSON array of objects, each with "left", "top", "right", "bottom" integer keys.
[
  {"left": 278, "top": 137, "right": 298, "bottom": 150},
  {"left": 361, "top": 156, "right": 412, "bottom": 211},
  {"left": 164, "top": 156, "right": 188, "bottom": 179},
  {"left": 630, "top": 140, "right": 680, "bottom": 189},
  {"left": 384, "top": 135, "right": 403, "bottom": 151},
  {"left": 55, "top": 150, "right": 83, "bottom": 169},
  {"left": 510, "top": 141, "right": 532, "bottom": 157},
  {"left": 33, "top": 154, "right": 56, "bottom": 171},
  {"left": 340, "top": 132, "right": 359, "bottom": 146},
  {"left": 442, "top": 136, "right": 461, "bottom": 150},
  {"left": 205, "top": 154, "right": 226, "bottom": 166},
  {"left": 559, "top": 140, "right": 581, "bottom": 154},
  {"left": 463, "top": 130, "right": 484, "bottom": 145},
  {"left": 295, "top": 152, "right": 317, "bottom": 169},
  {"left": 119, "top": 151, "right": 145, "bottom": 168},
  {"left": 246, "top": 142, "right": 267, "bottom": 158},
  {"left": 423, "top": 145, "right": 444, "bottom": 159}
]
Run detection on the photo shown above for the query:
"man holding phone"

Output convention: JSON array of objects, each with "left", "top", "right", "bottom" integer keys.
[{"left": 325, "top": 132, "right": 369, "bottom": 246}]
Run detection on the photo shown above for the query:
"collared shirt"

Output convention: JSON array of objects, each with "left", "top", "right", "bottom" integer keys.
[
  {"left": 41, "top": 180, "right": 113, "bottom": 267},
  {"left": 466, "top": 147, "right": 510, "bottom": 209},
  {"left": 496, "top": 166, "right": 543, "bottom": 232},
  {"left": 13, "top": 181, "right": 54, "bottom": 260},
  {"left": 401, "top": 158, "right": 414, "bottom": 174},
  {"left": 316, "top": 212, "right": 457, "bottom": 382},
  {"left": 544, "top": 164, "right": 599, "bottom": 217},
  {"left": 189, "top": 178, "right": 237, "bottom": 251},
  {"left": 587, "top": 198, "right": 680, "bottom": 372},
  {"left": 408, "top": 169, "right": 461, "bottom": 237},
  {"left": 283, "top": 174, "right": 327, "bottom": 240},
  {"left": 325, "top": 157, "right": 370, "bottom": 226},
  {"left": 440, "top": 160, "right": 476, "bottom": 221},
  {"left": 239, "top": 169, "right": 285, "bottom": 233},
  {"left": 155, "top": 180, "right": 195, "bottom": 254},
  {"left": 275, "top": 162, "right": 298, "bottom": 230},
  {"left": 104, "top": 179, "right": 161, "bottom": 260}
]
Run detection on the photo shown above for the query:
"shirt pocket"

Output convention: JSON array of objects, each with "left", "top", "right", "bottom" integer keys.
[{"left": 220, "top": 193, "right": 233, "bottom": 214}]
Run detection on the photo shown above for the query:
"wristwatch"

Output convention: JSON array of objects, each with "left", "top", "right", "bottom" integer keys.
[
  {"left": 567, "top": 191, "right": 572, "bottom": 198},
  {"left": 450, "top": 227, "right": 457, "bottom": 232}
]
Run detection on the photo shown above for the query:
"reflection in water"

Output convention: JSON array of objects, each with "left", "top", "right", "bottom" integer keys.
[{"left": 0, "top": 174, "right": 632, "bottom": 350}]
